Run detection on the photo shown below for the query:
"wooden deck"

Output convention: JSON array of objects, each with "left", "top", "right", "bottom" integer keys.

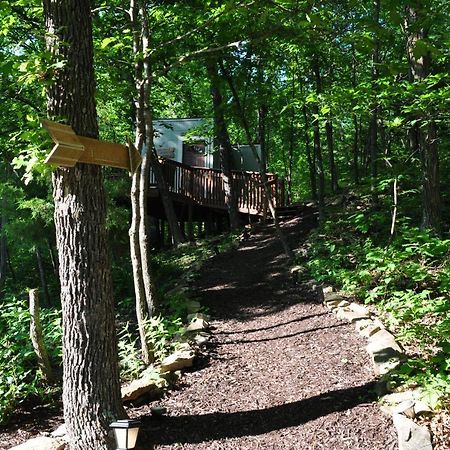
[{"left": 149, "top": 158, "right": 284, "bottom": 217}]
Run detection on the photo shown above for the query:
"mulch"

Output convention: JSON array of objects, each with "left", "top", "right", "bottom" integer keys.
[
  {"left": 0, "top": 212, "right": 398, "bottom": 449},
  {"left": 132, "top": 213, "right": 398, "bottom": 449}
]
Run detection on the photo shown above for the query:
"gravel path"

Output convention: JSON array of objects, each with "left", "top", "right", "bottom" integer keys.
[{"left": 137, "top": 215, "right": 398, "bottom": 449}]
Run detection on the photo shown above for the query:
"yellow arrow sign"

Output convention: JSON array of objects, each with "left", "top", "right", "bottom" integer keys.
[{"left": 41, "top": 119, "right": 141, "bottom": 174}]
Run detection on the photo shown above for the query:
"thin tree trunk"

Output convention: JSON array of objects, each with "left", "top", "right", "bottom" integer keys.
[
  {"left": 0, "top": 213, "right": 7, "bottom": 288},
  {"left": 130, "top": 0, "right": 151, "bottom": 364},
  {"left": 206, "top": 58, "right": 241, "bottom": 230},
  {"left": 352, "top": 115, "right": 360, "bottom": 185},
  {"left": 326, "top": 116, "right": 339, "bottom": 194},
  {"left": 35, "top": 246, "right": 50, "bottom": 307},
  {"left": 312, "top": 54, "right": 325, "bottom": 220},
  {"left": 219, "top": 59, "right": 293, "bottom": 261},
  {"left": 369, "top": 0, "right": 381, "bottom": 201},
  {"left": 140, "top": 1, "right": 160, "bottom": 316},
  {"left": 300, "top": 80, "right": 317, "bottom": 200},
  {"left": 47, "top": 238, "right": 59, "bottom": 277},
  {"left": 43, "top": 1, "right": 125, "bottom": 448},
  {"left": 29, "top": 288, "right": 53, "bottom": 383}
]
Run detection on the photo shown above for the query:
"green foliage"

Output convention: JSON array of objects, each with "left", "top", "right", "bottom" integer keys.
[
  {"left": 0, "top": 294, "right": 62, "bottom": 424},
  {"left": 306, "top": 203, "right": 450, "bottom": 408}
]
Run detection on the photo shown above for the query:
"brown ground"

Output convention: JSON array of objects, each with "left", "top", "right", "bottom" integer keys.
[
  {"left": 0, "top": 213, "right": 398, "bottom": 449},
  {"left": 133, "top": 214, "right": 398, "bottom": 449}
]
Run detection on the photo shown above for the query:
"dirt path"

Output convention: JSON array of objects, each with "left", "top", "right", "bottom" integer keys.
[{"left": 136, "top": 215, "right": 398, "bottom": 449}]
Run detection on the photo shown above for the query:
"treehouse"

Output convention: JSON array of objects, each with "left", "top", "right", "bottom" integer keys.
[{"left": 148, "top": 118, "right": 285, "bottom": 236}]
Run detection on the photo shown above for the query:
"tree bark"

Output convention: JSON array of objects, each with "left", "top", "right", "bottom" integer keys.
[
  {"left": 42, "top": 1, "right": 125, "bottom": 448},
  {"left": 0, "top": 212, "right": 7, "bottom": 288},
  {"left": 35, "top": 246, "right": 50, "bottom": 307},
  {"left": 29, "top": 288, "right": 53, "bottom": 383},
  {"left": 369, "top": 0, "right": 381, "bottom": 200},
  {"left": 405, "top": 4, "right": 441, "bottom": 234},
  {"left": 206, "top": 58, "right": 241, "bottom": 230},
  {"left": 312, "top": 54, "right": 325, "bottom": 220},
  {"left": 129, "top": 0, "right": 151, "bottom": 365}
]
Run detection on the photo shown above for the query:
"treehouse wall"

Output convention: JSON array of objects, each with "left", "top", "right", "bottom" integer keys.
[{"left": 153, "top": 118, "right": 261, "bottom": 171}]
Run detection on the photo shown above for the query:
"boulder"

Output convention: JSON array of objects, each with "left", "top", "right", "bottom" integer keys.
[
  {"left": 121, "top": 374, "right": 160, "bottom": 402},
  {"left": 348, "top": 302, "right": 370, "bottom": 316},
  {"left": 355, "top": 319, "right": 382, "bottom": 338},
  {"left": 160, "top": 347, "right": 195, "bottom": 373},
  {"left": 186, "top": 317, "right": 209, "bottom": 332},
  {"left": 393, "top": 413, "right": 433, "bottom": 450},
  {"left": 366, "top": 329, "right": 403, "bottom": 375},
  {"left": 336, "top": 308, "right": 370, "bottom": 323},
  {"left": 9, "top": 437, "right": 65, "bottom": 450}
]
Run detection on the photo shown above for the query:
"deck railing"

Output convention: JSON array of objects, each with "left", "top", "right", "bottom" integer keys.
[{"left": 150, "top": 158, "right": 283, "bottom": 215}]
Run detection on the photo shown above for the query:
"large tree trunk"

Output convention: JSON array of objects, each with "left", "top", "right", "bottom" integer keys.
[
  {"left": 405, "top": 4, "right": 441, "bottom": 234},
  {"left": 42, "top": 1, "right": 125, "bottom": 448},
  {"left": 206, "top": 58, "right": 241, "bottom": 230}
]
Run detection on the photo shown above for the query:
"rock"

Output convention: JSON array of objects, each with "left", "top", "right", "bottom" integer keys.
[
  {"left": 414, "top": 400, "right": 433, "bottom": 417},
  {"left": 324, "top": 293, "right": 343, "bottom": 303},
  {"left": 121, "top": 374, "right": 160, "bottom": 402},
  {"left": 348, "top": 302, "right": 370, "bottom": 316},
  {"left": 322, "top": 285, "right": 334, "bottom": 294},
  {"left": 150, "top": 405, "right": 167, "bottom": 416},
  {"left": 394, "top": 400, "right": 416, "bottom": 418},
  {"left": 160, "top": 348, "right": 195, "bottom": 373},
  {"left": 187, "top": 312, "right": 210, "bottom": 323},
  {"left": 9, "top": 436, "right": 65, "bottom": 450},
  {"left": 366, "top": 329, "right": 403, "bottom": 375},
  {"left": 194, "top": 333, "right": 210, "bottom": 345},
  {"left": 355, "top": 319, "right": 382, "bottom": 338},
  {"left": 393, "top": 413, "right": 433, "bottom": 450},
  {"left": 383, "top": 390, "right": 417, "bottom": 406},
  {"left": 325, "top": 299, "right": 341, "bottom": 309},
  {"left": 337, "top": 299, "right": 350, "bottom": 308},
  {"left": 51, "top": 425, "right": 66, "bottom": 438},
  {"left": 186, "top": 317, "right": 209, "bottom": 332},
  {"left": 336, "top": 308, "right": 370, "bottom": 323},
  {"left": 186, "top": 300, "right": 201, "bottom": 313}
]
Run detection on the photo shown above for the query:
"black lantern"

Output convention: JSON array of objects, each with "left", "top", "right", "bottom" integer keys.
[{"left": 109, "top": 419, "right": 141, "bottom": 450}]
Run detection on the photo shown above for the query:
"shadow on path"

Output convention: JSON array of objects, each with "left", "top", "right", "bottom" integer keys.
[{"left": 139, "top": 382, "right": 378, "bottom": 447}]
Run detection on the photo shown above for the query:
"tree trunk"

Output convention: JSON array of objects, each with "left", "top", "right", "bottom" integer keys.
[
  {"left": 129, "top": 0, "right": 152, "bottom": 365},
  {"left": 29, "top": 288, "right": 53, "bottom": 383},
  {"left": 42, "top": 1, "right": 125, "bottom": 448},
  {"left": 206, "top": 58, "right": 241, "bottom": 230},
  {"left": 352, "top": 115, "right": 360, "bottom": 185},
  {"left": 35, "top": 246, "right": 50, "bottom": 307},
  {"left": 218, "top": 59, "right": 293, "bottom": 261},
  {"left": 0, "top": 213, "right": 7, "bottom": 288},
  {"left": 369, "top": 0, "right": 381, "bottom": 200},
  {"left": 405, "top": 4, "right": 441, "bottom": 234},
  {"left": 312, "top": 55, "right": 325, "bottom": 219}
]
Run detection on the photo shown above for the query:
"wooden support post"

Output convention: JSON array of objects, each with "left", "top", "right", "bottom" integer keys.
[{"left": 187, "top": 203, "right": 194, "bottom": 241}]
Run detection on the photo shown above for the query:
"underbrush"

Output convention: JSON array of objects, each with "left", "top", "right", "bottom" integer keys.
[
  {"left": 305, "top": 198, "right": 450, "bottom": 409},
  {"left": 0, "top": 232, "right": 236, "bottom": 424}
]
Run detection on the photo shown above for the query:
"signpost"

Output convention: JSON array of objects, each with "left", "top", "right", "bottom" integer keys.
[{"left": 41, "top": 119, "right": 141, "bottom": 174}]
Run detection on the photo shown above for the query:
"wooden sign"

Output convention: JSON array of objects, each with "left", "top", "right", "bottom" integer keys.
[{"left": 41, "top": 119, "right": 141, "bottom": 174}]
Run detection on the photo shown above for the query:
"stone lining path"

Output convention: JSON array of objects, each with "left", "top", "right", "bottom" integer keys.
[{"left": 135, "top": 215, "right": 398, "bottom": 449}]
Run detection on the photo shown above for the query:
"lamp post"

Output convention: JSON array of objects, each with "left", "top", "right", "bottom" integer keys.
[{"left": 109, "top": 419, "right": 141, "bottom": 450}]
